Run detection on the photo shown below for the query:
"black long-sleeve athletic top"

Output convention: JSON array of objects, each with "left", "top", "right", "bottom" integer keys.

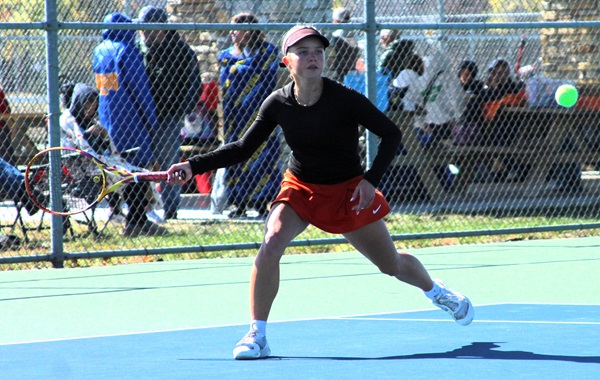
[{"left": 188, "top": 77, "right": 402, "bottom": 187}]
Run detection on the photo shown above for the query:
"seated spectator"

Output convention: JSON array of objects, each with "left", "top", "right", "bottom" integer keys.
[
  {"left": 378, "top": 29, "right": 415, "bottom": 80},
  {"left": 388, "top": 53, "right": 424, "bottom": 112},
  {"left": 403, "top": 49, "right": 463, "bottom": 148},
  {"left": 479, "top": 59, "right": 527, "bottom": 182},
  {"left": 452, "top": 60, "right": 485, "bottom": 145},
  {"left": 60, "top": 83, "right": 167, "bottom": 237},
  {"left": 0, "top": 155, "right": 40, "bottom": 216},
  {"left": 403, "top": 50, "right": 463, "bottom": 190},
  {"left": 480, "top": 58, "right": 527, "bottom": 145},
  {"left": 483, "top": 59, "right": 525, "bottom": 100},
  {"left": 1, "top": 152, "right": 77, "bottom": 242},
  {"left": 447, "top": 61, "right": 488, "bottom": 187},
  {"left": 60, "top": 80, "right": 127, "bottom": 219},
  {"left": 459, "top": 60, "right": 485, "bottom": 103},
  {"left": 0, "top": 155, "right": 73, "bottom": 242},
  {"left": 0, "top": 83, "right": 48, "bottom": 216}
]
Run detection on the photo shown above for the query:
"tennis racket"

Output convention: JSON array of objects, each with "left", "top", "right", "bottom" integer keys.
[{"left": 24, "top": 147, "right": 185, "bottom": 216}]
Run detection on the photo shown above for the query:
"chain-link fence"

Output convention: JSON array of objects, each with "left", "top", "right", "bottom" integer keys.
[{"left": 1, "top": 0, "right": 600, "bottom": 268}]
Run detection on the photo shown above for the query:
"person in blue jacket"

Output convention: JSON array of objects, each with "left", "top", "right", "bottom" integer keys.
[
  {"left": 212, "top": 12, "right": 283, "bottom": 218},
  {"left": 93, "top": 12, "right": 157, "bottom": 170}
]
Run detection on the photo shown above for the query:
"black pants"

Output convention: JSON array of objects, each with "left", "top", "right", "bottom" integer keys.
[{"left": 122, "top": 182, "right": 150, "bottom": 227}]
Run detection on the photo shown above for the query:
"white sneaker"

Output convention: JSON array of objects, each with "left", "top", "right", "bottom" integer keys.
[
  {"left": 233, "top": 330, "right": 271, "bottom": 360},
  {"left": 146, "top": 210, "right": 165, "bottom": 224},
  {"left": 431, "top": 279, "right": 474, "bottom": 326}
]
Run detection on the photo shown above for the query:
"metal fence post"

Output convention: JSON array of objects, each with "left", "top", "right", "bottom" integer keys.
[
  {"left": 44, "top": 0, "right": 65, "bottom": 268},
  {"left": 364, "top": 0, "right": 378, "bottom": 169}
]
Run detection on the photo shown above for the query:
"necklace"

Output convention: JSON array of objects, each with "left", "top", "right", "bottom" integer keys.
[{"left": 294, "top": 81, "right": 323, "bottom": 107}]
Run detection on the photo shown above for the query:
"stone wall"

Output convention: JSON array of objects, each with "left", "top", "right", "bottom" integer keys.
[
  {"left": 165, "top": 0, "right": 332, "bottom": 81},
  {"left": 166, "top": 0, "right": 225, "bottom": 75},
  {"left": 541, "top": 0, "right": 600, "bottom": 84}
]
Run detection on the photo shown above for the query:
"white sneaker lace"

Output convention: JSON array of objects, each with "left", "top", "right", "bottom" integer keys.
[
  {"left": 239, "top": 330, "right": 263, "bottom": 346},
  {"left": 436, "top": 293, "right": 460, "bottom": 311}
]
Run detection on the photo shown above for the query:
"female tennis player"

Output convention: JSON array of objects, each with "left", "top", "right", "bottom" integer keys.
[{"left": 167, "top": 25, "right": 474, "bottom": 360}]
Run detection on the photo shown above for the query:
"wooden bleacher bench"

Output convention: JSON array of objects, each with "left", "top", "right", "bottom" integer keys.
[
  {"left": 0, "top": 112, "right": 47, "bottom": 166},
  {"left": 388, "top": 106, "right": 600, "bottom": 202},
  {"left": 2, "top": 112, "right": 221, "bottom": 167}
]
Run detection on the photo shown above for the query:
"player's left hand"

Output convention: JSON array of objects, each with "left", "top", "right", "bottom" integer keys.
[{"left": 350, "top": 179, "right": 375, "bottom": 214}]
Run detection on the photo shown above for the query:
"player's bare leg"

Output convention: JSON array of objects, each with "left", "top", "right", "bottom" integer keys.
[
  {"left": 251, "top": 202, "right": 308, "bottom": 320},
  {"left": 343, "top": 219, "right": 474, "bottom": 325},
  {"left": 234, "top": 202, "right": 308, "bottom": 359},
  {"left": 343, "top": 219, "right": 433, "bottom": 289}
]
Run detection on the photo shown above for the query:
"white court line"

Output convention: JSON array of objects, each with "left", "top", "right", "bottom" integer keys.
[
  {"left": 497, "top": 301, "right": 600, "bottom": 306},
  {"left": 1, "top": 302, "right": 598, "bottom": 346},
  {"left": 331, "top": 317, "right": 600, "bottom": 325}
]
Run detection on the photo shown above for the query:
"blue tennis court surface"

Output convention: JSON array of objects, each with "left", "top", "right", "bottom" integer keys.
[
  {"left": 1, "top": 236, "right": 599, "bottom": 379},
  {"left": 1, "top": 303, "right": 598, "bottom": 379}
]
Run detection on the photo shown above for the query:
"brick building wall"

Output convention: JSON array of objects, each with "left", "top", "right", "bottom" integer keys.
[{"left": 542, "top": 0, "right": 600, "bottom": 84}]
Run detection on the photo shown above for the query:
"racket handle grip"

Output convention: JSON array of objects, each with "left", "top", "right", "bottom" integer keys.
[{"left": 134, "top": 170, "right": 186, "bottom": 182}]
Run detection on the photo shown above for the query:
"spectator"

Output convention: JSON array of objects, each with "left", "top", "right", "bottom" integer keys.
[
  {"left": 442, "top": 60, "right": 488, "bottom": 188},
  {"left": 212, "top": 12, "right": 283, "bottom": 218},
  {"left": 481, "top": 58, "right": 527, "bottom": 146},
  {"left": 0, "top": 154, "right": 71, "bottom": 240},
  {"left": 60, "top": 80, "right": 126, "bottom": 221},
  {"left": 93, "top": 12, "right": 168, "bottom": 234},
  {"left": 393, "top": 54, "right": 425, "bottom": 90},
  {"left": 380, "top": 29, "right": 398, "bottom": 49},
  {"left": 480, "top": 58, "right": 527, "bottom": 181},
  {"left": 60, "top": 83, "right": 167, "bottom": 237},
  {"left": 0, "top": 82, "right": 15, "bottom": 165},
  {"left": 388, "top": 53, "right": 425, "bottom": 112},
  {"left": 452, "top": 60, "right": 485, "bottom": 145},
  {"left": 93, "top": 12, "right": 157, "bottom": 170},
  {"left": 403, "top": 48, "right": 463, "bottom": 148},
  {"left": 403, "top": 49, "right": 463, "bottom": 190},
  {"left": 166, "top": 25, "right": 473, "bottom": 360},
  {"left": 328, "top": 7, "right": 361, "bottom": 82},
  {"left": 136, "top": 5, "right": 202, "bottom": 221},
  {"left": 0, "top": 156, "right": 40, "bottom": 217},
  {"left": 484, "top": 59, "right": 524, "bottom": 94},
  {"left": 378, "top": 29, "right": 415, "bottom": 80},
  {"left": 0, "top": 77, "right": 46, "bottom": 220}
]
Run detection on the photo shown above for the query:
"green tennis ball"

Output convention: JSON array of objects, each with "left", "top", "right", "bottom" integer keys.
[{"left": 555, "top": 84, "right": 578, "bottom": 108}]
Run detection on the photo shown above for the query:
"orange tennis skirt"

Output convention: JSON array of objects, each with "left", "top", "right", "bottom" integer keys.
[{"left": 272, "top": 170, "right": 391, "bottom": 234}]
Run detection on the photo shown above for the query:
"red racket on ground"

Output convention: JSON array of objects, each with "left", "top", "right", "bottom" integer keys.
[{"left": 25, "top": 147, "right": 185, "bottom": 216}]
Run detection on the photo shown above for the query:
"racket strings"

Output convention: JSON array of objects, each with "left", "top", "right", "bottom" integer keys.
[{"left": 26, "top": 148, "right": 106, "bottom": 215}]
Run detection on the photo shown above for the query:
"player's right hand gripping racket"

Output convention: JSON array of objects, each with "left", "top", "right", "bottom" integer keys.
[{"left": 25, "top": 147, "right": 185, "bottom": 216}]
